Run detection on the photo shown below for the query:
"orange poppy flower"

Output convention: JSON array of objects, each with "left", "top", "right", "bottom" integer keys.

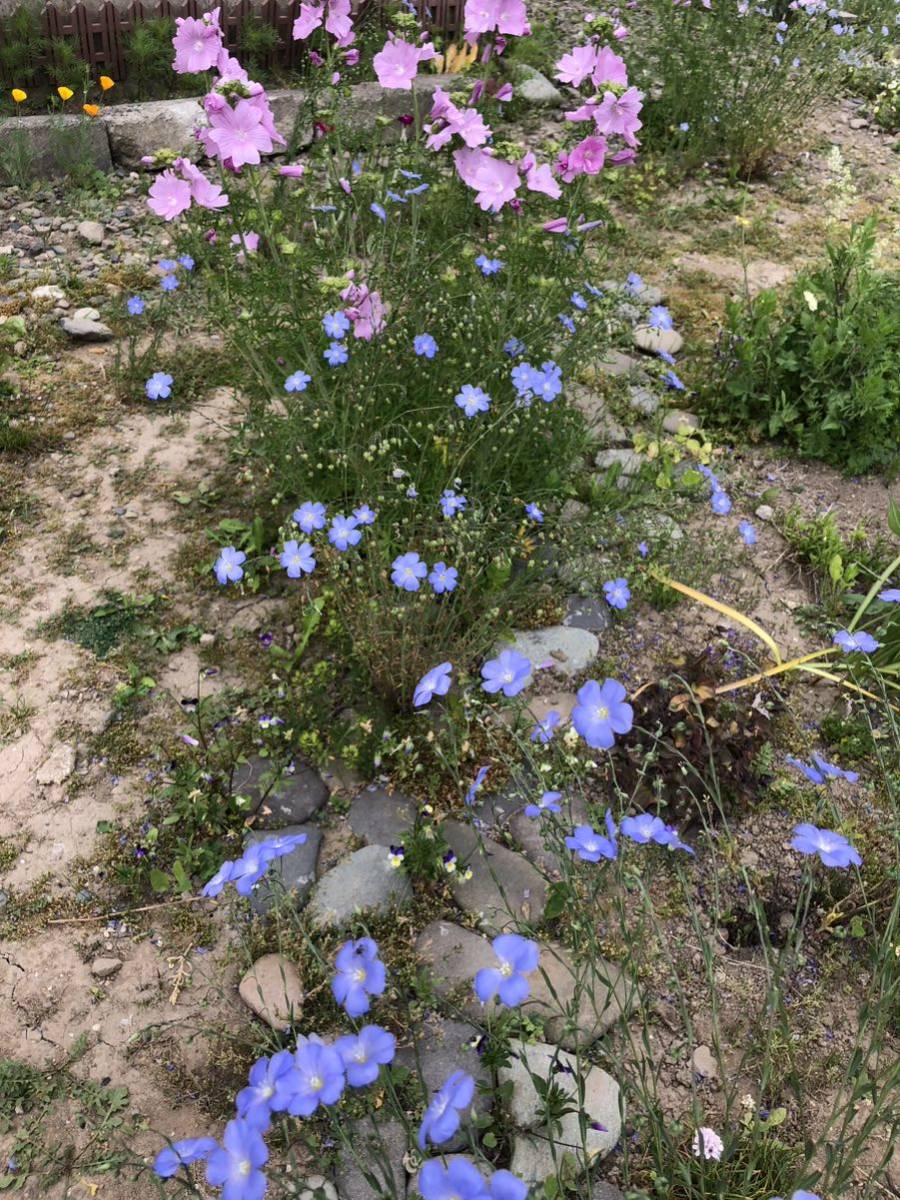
[
  {"left": 99, "top": 76, "right": 115, "bottom": 91},
  {"left": 57, "top": 86, "right": 74, "bottom": 101},
  {"left": 83, "top": 103, "right": 100, "bottom": 117},
  {"left": 11, "top": 88, "right": 27, "bottom": 103}
]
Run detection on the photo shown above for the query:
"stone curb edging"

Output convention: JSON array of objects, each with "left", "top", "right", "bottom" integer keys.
[{"left": 1, "top": 76, "right": 449, "bottom": 180}]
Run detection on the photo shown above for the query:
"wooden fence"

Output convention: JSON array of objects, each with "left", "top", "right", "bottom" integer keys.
[{"left": 10, "top": 0, "right": 465, "bottom": 82}]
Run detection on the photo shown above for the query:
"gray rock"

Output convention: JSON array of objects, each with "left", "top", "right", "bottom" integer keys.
[
  {"left": 244, "top": 825, "right": 321, "bottom": 916},
  {"left": 105, "top": 97, "right": 205, "bottom": 167},
  {"left": 517, "top": 71, "right": 564, "bottom": 107},
  {"left": 416, "top": 921, "right": 630, "bottom": 1049},
  {"left": 36, "top": 743, "right": 76, "bottom": 785},
  {"left": 642, "top": 512, "right": 684, "bottom": 543},
  {"left": 627, "top": 385, "right": 660, "bottom": 416},
  {"left": 77, "top": 220, "right": 104, "bottom": 246},
  {"left": 662, "top": 409, "right": 699, "bottom": 434},
  {"left": 615, "top": 301, "right": 642, "bottom": 325},
  {"left": 0, "top": 114, "right": 111, "bottom": 181},
  {"left": 755, "top": 504, "right": 774, "bottom": 521},
  {"left": 234, "top": 756, "right": 329, "bottom": 827},
  {"left": 91, "top": 956, "right": 123, "bottom": 979},
  {"left": 334, "top": 1117, "right": 407, "bottom": 1200},
  {"left": 238, "top": 953, "right": 303, "bottom": 1031},
  {"left": 32, "top": 283, "right": 66, "bottom": 302},
  {"left": 348, "top": 787, "right": 416, "bottom": 847},
  {"left": 560, "top": 499, "right": 589, "bottom": 524},
  {"left": 501, "top": 1040, "right": 622, "bottom": 1175},
  {"left": 60, "top": 316, "right": 113, "bottom": 342},
  {"left": 504, "top": 625, "right": 599, "bottom": 677},
  {"left": 72, "top": 306, "right": 101, "bottom": 322},
  {"left": 595, "top": 449, "right": 643, "bottom": 479},
  {"left": 308, "top": 845, "right": 412, "bottom": 928},
  {"left": 596, "top": 349, "right": 643, "bottom": 379},
  {"left": 442, "top": 820, "right": 547, "bottom": 932},
  {"left": 592, "top": 1183, "right": 626, "bottom": 1200},
  {"left": 633, "top": 325, "right": 684, "bottom": 356},
  {"left": 692, "top": 1044, "right": 718, "bottom": 1079},
  {"left": 395, "top": 1016, "right": 490, "bottom": 1149},
  {"left": 570, "top": 385, "right": 629, "bottom": 443},
  {"left": 563, "top": 596, "right": 612, "bottom": 635}
]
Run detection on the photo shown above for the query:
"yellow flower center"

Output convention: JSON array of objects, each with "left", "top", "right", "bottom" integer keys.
[
  {"left": 353, "top": 967, "right": 367, "bottom": 983},
  {"left": 309, "top": 1075, "right": 323, "bottom": 1092},
  {"left": 238, "top": 1160, "right": 251, "bottom": 1177},
  {"left": 499, "top": 960, "right": 513, "bottom": 977}
]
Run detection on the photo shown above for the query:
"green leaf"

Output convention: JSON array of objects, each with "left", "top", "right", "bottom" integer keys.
[
  {"left": 544, "top": 882, "right": 569, "bottom": 920},
  {"left": 172, "top": 859, "right": 191, "bottom": 893},
  {"left": 889, "top": 497, "right": 900, "bottom": 539},
  {"left": 482, "top": 1131, "right": 498, "bottom": 1149},
  {"left": 149, "top": 868, "right": 170, "bottom": 894},
  {"left": 828, "top": 553, "right": 844, "bottom": 584}
]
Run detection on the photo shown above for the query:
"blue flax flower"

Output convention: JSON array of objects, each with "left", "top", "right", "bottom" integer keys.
[
  {"left": 322, "top": 311, "right": 350, "bottom": 338},
  {"left": 145, "top": 371, "right": 173, "bottom": 401},
  {"left": 711, "top": 490, "right": 732, "bottom": 515},
  {"left": 154, "top": 1137, "right": 217, "bottom": 1178},
  {"left": 370, "top": 202, "right": 387, "bottom": 221},
  {"left": 648, "top": 305, "right": 674, "bottom": 330},
  {"left": 430, "top": 562, "right": 458, "bottom": 594},
  {"left": 790, "top": 824, "right": 861, "bottom": 869},
  {"left": 524, "top": 790, "right": 562, "bottom": 818},
  {"left": 178, "top": 254, "right": 194, "bottom": 270},
  {"left": 294, "top": 500, "right": 326, "bottom": 532},
  {"left": 440, "top": 489, "right": 467, "bottom": 518},
  {"left": 280, "top": 1035, "right": 345, "bottom": 1117},
  {"left": 475, "top": 254, "right": 504, "bottom": 275},
  {"left": 663, "top": 369, "right": 685, "bottom": 390},
  {"left": 504, "top": 337, "right": 526, "bottom": 357},
  {"left": 739, "top": 520, "right": 758, "bottom": 545},
  {"left": 455, "top": 385, "right": 491, "bottom": 418},
  {"left": 328, "top": 515, "right": 361, "bottom": 551},
  {"left": 335, "top": 1024, "right": 396, "bottom": 1087},
  {"left": 236, "top": 1051, "right": 296, "bottom": 1132},
  {"left": 332, "top": 938, "right": 386, "bottom": 1016},
  {"left": 205, "top": 1118, "right": 268, "bottom": 1200},
  {"left": 786, "top": 754, "right": 859, "bottom": 784},
  {"left": 419, "top": 1158, "right": 488, "bottom": 1200},
  {"left": 392, "top": 551, "right": 428, "bottom": 591},
  {"left": 833, "top": 629, "right": 880, "bottom": 653},
  {"left": 413, "top": 662, "right": 453, "bottom": 707},
  {"left": 530, "top": 711, "right": 561, "bottom": 742},
  {"left": 415, "top": 333, "right": 438, "bottom": 358},
  {"left": 279, "top": 540, "right": 315, "bottom": 578},
  {"left": 566, "top": 812, "right": 618, "bottom": 862},
  {"left": 481, "top": 648, "right": 532, "bottom": 697},
  {"left": 324, "top": 342, "right": 348, "bottom": 366},
  {"left": 465, "top": 764, "right": 489, "bottom": 804},
  {"left": 475, "top": 934, "right": 540, "bottom": 1006},
  {"left": 572, "top": 678, "right": 633, "bottom": 749},
  {"left": 603, "top": 578, "right": 630, "bottom": 610},
  {"left": 524, "top": 503, "right": 544, "bottom": 523},
  {"left": 571, "top": 291, "right": 588, "bottom": 310},
  {"left": 160, "top": 273, "right": 179, "bottom": 292},
  {"left": 214, "top": 547, "right": 246, "bottom": 585},
  {"left": 879, "top": 588, "right": 900, "bottom": 602},
  {"left": 417, "top": 1070, "right": 475, "bottom": 1150},
  {"left": 353, "top": 503, "right": 376, "bottom": 525},
  {"left": 558, "top": 313, "right": 576, "bottom": 333},
  {"left": 285, "top": 370, "right": 311, "bottom": 393},
  {"left": 127, "top": 295, "right": 145, "bottom": 315}
]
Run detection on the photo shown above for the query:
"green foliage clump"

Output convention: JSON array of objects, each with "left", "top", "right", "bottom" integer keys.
[
  {"left": 123, "top": 18, "right": 179, "bottom": 97},
  {"left": 0, "top": 5, "right": 46, "bottom": 87},
  {"left": 624, "top": 0, "right": 894, "bottom": 173},
  {"left": 709, "top": 219, "right": 900, "bottom": 475}
]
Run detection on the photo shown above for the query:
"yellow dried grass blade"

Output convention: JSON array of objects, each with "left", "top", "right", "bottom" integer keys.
[
  {"left": 651, "top": 571, "right": 783, "bottom": 665},
  {"left": 713, "top": 648, "right": 836, "bottom": 695}
]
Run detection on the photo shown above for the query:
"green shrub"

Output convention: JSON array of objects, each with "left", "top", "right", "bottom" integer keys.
[
  {"left": 708, "top": 219, "right": 900, "bottom": 474},
  {"left": 0, "top": 5, "right": 46, "bottom": 88},
  {"left": 623, "top": 0, "right": 895, "bottom": 173},
  {"left": 237, "top": 16, "right": 280, "bottom": 75},
  {"left": 123, "top": 18, "right": 179, "bottom": 97}
]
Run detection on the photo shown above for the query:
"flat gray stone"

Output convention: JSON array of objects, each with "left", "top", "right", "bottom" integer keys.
[
  {"left": 596, "top": 349, "right": 644, "bottom": 379},
  {"left": 234, "top": 756, "right": 329, "bottom": 827},
  {"left": 627, "top": 385, "right": 660, "bottom": 416},
  {"left": 72, "top": 306, "right": 101, "bottom": 322},
  {"left": 105, "top": 97, "right": 205, "bottom": 167},
  {"left": 662, "top": 409, "right": 699, "bottom": 434},
  {"left": 91, "top": 956, "right": 122, "bottom": 979},
  {"left": 334, "top": 1117, "right": 407, "bottom": 1200},
  {"left": 244, "top": 825, "right": 321, "bottom": 916},
  {"left": 505, "top": 626, "right": 599, "bottom": 678},
  {"left": 348, "top": 787, "right": 416, "bottom": 847},
  {"left": 308, "top": 845, "right": 412, "bottom": 929},
  {"left": 442, "top": 820, "right": 547, "bottom": 932},
  {"left": 77, "top": 220, "right": 104, "bottom": 246},
  {"left": 755, "top": 504, "right": 774, "bottom": 521},
  {"left": 395, "top": 1016, "right": 489, "bottom": 1149},
  {"left": 564, "top": 596, "right": 612, "bottom": 635},
  {"left": 517, "top": 71, "right": 564, "bottom": 106},
  {"left": 633, "top": 325, "right": 684, "bottom": 356},
  {"left": 570, "top": 385, "right": 629, "bottom": 443},
  {"left": 0, "top": 114, "right": 111, "bottom": 181},
  {"left": 36, "top": 743, "right": 76, "bottom": 785},
  {"left": 61, "top": 317, "right": 113, "bottom": 342},
  {"left": 561, "top": 499, "right": 589, "bottom": 524},
  {"left": 595, "top": 449, "right": 643, "bottom": 482},
  {"left": 32, "top": 284, "right": 66, "bottom": 302},
  {"left": 238, "top": 953, "right": 303, "bottom": 1031},
  {"left": 503, "top": 1041, "right": 622, "bottom": 1182},
  {"left": 415, "top": 921, "right": 630, "bottom": 1049},
  {"left": 592, "top": 1184, "right": 626, "bottom": 1200}
]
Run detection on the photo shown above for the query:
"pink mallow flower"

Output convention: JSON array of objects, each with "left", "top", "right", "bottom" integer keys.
[
  {"left": 593, "top": 86, "right": 643, "bottom": 144},
  {"left": 341, "top": 276, "right": 387, "bottom": 340},
  {"left": 464, "top": 0, "right": 529, "bottom": 38},
  {"left": 454, "top": 147, "right": 521, "bottom": 212},
  {"left": 373, "top": 34, "right": 436, "bottom": 89},
  {"left": 521, "top": 152, "right": 561, "bottom": 198},
  {"left": 147, "top": 170, "right": 192, "bottom": 221},
  {"left": 172, "top": 8, "right": 223, "bottom": 74},
  {"left": 592, "top": 46, "right": 628, "bottom": 87},
  {"left": 205, "top": 98, "right": 275, "bottom": 168},
  {"left": 558, "top": 134, "right": 608, "bottom": 181},
  {"left": 555, "top": 43, "right": 599, "bottom": 87},
  {"left": 175, "top": 158, "right": 230, "bottom": 209}
]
